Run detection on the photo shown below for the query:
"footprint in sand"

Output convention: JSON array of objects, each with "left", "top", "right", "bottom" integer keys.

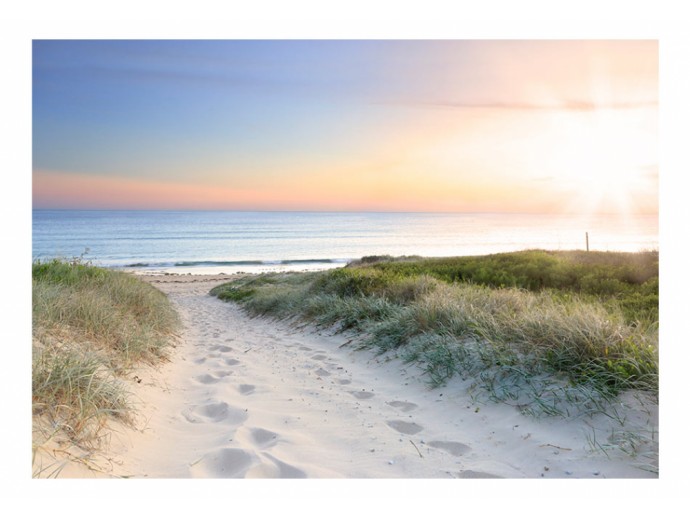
[
  {"left": 182, "top": 401, "right": 248, "bottom": 425},
  {"left": 238, "top": 384, "right": 256, "bottom": 395},
  {"left": 214, "top": 370, "right": 233, "bottom": 378},
  {"left": 299, "top": 346, "right": 312, "bottom": 351},
  {"left": 193, "top": 358, "right": 207, "bottom": 365},
  {"left": 195, "top": 374, "right": 222, "bottom": 384},
  {"left": 218, "top": 345, "right": 233, "bottom": 353},
  {"left": 427, "top": 440, "right": 470, "bottom": 457},
  {"left": 350, "top": 390, "right": 375, "bottom": 400},
  {"left": 337, "top": 379, "right": 352, "bottom": 385},
  {"left": 386, "top": 420, "right": 424, "bottom": 435},
  {"left": 249, "top": 427, "right": 279, "bottom": 449},
  {"left": 311, "top": 354, "right": 328, "bottom": 361},
  {"left": 261, "top": 453, "right": 307, "bottom": 479},
  {"left": 224, "top": 358, "right": 241, "bottom": 366},
  {"left": 314, "top": 368, "right": 331, "bottom": 377},
  {"left": 386, "top": 401, "right": 418, "bottom": 413},
  {"left": 190, "top": 448, "right": 255, "bottom": 478}
]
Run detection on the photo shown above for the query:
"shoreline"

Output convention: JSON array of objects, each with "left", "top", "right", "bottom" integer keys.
[{"left": 125, "top": 262, "right": 345, "bottom": 277}]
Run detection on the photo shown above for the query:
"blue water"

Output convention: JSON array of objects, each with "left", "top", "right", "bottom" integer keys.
[{"left": 32, "top": 211, "right": 658, "bottom": 274}]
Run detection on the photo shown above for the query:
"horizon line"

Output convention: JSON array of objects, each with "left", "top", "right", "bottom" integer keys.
[{"left": 31, "top": 208, "right": 660, "bottom": 216}]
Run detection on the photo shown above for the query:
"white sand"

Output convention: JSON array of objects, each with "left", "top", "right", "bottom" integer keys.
[{"left": 44, "top": 273, "right": 658, "bottom": 479}]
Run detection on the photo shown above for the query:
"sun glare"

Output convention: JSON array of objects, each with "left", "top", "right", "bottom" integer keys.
[{"left": 544, "top": 107, "right": 656, "bottom": 215}]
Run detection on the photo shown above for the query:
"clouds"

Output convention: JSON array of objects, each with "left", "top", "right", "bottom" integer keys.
[{"left": 405, "top": 99, "right": 658, "bottom": 111}]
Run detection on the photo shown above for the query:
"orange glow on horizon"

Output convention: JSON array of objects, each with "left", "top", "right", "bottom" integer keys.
[{"left": 34, "top": 167, "right": 650, "bottom": 214}]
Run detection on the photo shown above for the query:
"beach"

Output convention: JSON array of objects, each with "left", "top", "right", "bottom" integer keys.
[{"left": 34, "top": 272, "right": 658, "bottom": 479}]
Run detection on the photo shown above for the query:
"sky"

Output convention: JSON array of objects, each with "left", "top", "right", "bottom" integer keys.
[{"left": 32, "top": 39, "right": 658, "bottom": 213}]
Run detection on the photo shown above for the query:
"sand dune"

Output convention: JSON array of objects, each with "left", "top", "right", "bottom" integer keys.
[{"left": 85, "top": 274, "right": 658, "bottom": 479}]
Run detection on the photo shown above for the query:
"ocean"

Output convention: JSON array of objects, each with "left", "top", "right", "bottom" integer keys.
[{"left": 32, "top": 210, "right": 659, "bottom": 275}]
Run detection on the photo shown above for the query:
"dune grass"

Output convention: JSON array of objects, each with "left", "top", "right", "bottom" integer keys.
[
  {"left": 211, "top": 250, "right": 658, "bottom": 418},
  {"left": 32, "top": 259, "right": 179, "bottom": 461}
]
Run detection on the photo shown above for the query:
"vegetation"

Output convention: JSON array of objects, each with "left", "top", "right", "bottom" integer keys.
[
  {"left": 211, "top": 250, "right": 658, "bottom": 417},
  {"left": 32, "top": 259, "right": 179, "bottom": 464}
]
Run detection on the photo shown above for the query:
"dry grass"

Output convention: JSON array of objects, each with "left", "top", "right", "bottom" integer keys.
[{"left": 32, "top": 259, "right": 179, "bottom": 474}]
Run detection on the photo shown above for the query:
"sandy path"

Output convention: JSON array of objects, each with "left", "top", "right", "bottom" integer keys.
[{"left": 105, "top": 275, "right": 658, "bottom": 479}]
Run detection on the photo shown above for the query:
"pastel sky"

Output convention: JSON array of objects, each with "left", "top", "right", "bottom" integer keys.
[{"left": 32, "top": 40, "right": 658, "bottom": 213}]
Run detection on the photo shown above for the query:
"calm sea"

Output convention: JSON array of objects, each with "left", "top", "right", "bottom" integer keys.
[{"left": 32, "top": 211, "right": 659, "bottom": 274}]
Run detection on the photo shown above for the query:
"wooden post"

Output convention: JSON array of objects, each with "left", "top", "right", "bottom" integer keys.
[{"left": 586, "top": 232, "right": 589, "bottom": 252}]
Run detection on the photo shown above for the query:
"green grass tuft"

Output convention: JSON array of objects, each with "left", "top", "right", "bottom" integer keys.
[{"left": 211, "top": 250, "right": 658, "bottom": 417}]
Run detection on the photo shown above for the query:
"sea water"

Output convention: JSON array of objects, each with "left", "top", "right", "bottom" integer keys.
[{"left": 32, "top": 210, "right": 658, "bottom": 274}]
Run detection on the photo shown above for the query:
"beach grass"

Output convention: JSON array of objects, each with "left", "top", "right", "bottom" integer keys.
[
  {"left": 32, "top": 259, "right": 179, "bottom": 461},
  {"left": 211, "top": 250, "right": 658, "bottom": 417}
]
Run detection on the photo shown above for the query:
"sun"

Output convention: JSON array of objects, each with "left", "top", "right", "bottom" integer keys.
[{"left": 543, "top": 107, "right": 657, "bottom": 215}]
